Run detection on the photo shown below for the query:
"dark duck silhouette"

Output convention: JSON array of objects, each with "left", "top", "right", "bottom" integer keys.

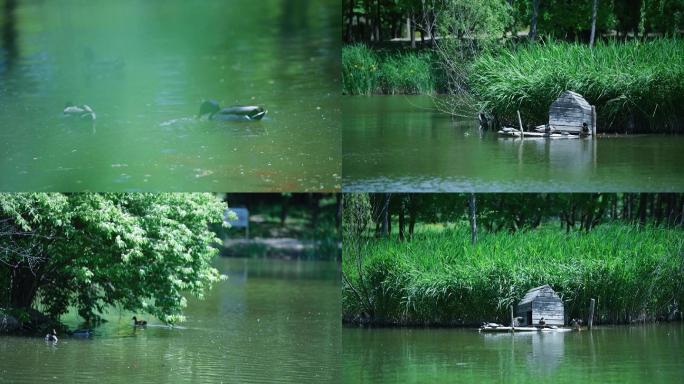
[
  {"left": 197, "top": 100, "right": 266, "bottom": 121},
  {"left": 45, "top": 329, "right": 58, "bottom": 342},
  {"left": 132, "top": 316, "right": 147, "bottom": 326},
  {"left": 70, "top": 329, "right": 93, "bottom": 337}
]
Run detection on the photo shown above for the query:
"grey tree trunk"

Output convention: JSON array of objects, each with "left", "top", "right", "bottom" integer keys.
[
  {"left": 345, "top": 0, "right": 354, "bottom": 42},
  {"left": 530, "top": 0, "right": 539, "bottom": 41},
  {"left": 410, "top": 13, "right": 416, "bottom": 48},
  {"left": 590, "top": 0, "right": 598, "bottom": 48},
  {"left": 374, "top": 0, "right": 381, "bottom": 42},
  {"left": 468, "top": 193, "right": 477, "bottom": 245},
  {"left": 381, "top": 193, "right": 390, "bottom": 237}
]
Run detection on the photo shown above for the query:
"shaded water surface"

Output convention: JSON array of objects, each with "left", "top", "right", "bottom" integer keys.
[
  {"left": 0, "top": 258, "right": 340, "bottom": 383},
  {"left": 343, "top": 325, "right": 684, "bottom": 383},
  {"left": 0, "top": 0, "right": 340, "bottom": 191},
  {"left": 343, "top": 96, "right": 684, "bottom": 192}
]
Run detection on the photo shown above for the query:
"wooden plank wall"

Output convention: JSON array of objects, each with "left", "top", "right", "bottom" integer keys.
[
  {"left": 549, "top": 94, "right": 592, "bottom": 133},
  {"left": 550, "top": 107, "right": 592, "bottom": 132},
  {"left": 531, "top": 297, "right": 565, "bottom": 325}
]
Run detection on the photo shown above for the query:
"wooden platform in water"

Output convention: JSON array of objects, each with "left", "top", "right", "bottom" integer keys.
[
  {"left": 479, "top": 326, "right": 575, "bottom": 333},
  {"left": 498, "top": 127, "right": 583, "bottom": 139}
]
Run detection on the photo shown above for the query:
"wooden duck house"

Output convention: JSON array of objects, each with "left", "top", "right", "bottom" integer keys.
[
  {"left": 516, "top": 285, "right": 564, "bottom": 326},
  {"left": 549, "top": 91, "right": 596, "bottom": 135}
]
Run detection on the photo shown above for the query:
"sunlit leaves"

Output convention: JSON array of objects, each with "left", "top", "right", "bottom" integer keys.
[{"left": 0, "top": 193, "right": 227, "bottom": 324}]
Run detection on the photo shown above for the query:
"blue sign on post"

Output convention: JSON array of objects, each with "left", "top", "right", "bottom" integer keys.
[{"left": 225, "top": 207, "right": 249, "bottom": 238}]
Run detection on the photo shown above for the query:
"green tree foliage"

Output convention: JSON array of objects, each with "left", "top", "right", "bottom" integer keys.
[
  {"left": 345, "top": 1, "right": 683, "bottom": 45},
  {"left": 0, "top": 193, "right": 228, "bottom": 324},
  {"left": 513, "top": 0, "right": 616, "bottom": 40},
  {"left": 362, "top": 193, "right": 683, "bottom": 242},
  {"left": 512, "top": 0, "right": 683, "bottom": 40}
]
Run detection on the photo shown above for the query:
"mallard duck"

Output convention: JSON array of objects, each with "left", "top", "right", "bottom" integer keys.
[
  {"left": 197, "top": 100, "right": 266, "bottom": 121},
  {"left": 63, "top": 102, "right": 96, "bottom": 120},
  {"left": 45, "top": 329, "right": 58, "bottom": 342},
  {"left": 132, "top": 316, "right": 147, "bottom": 326}
]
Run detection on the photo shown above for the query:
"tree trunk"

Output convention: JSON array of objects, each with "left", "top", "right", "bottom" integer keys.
[
  {"left": 335, "top": 193, "right": 342, "bottom": 234},
  {"left": 345, "top": 0, "right": 354, "bottom": 42},
  {"left": 398, "top": 200, "right": 405, "bottom": 241},
  {"left": 654, "top": 194, "right": 663, "bottom": 225},
  {"left": 410, "top": 12, "right": 416, "bottom": 48},
  {"left": 408, "top": 195, "right": 417, "bottom": 240},
  {"left": 381, "top": 193, "right": 390, "bottom": 237},
  {"left": 665, "top": 193, "right": 677, "bottom": 226},
  {"left": 507, "top": 0, "right": 516, "bottom": 37},
  {"left": 530, "top": 0, "right": 539, "bottom": 41},
  {"left": 638, "top": 193, "right": 647, "bottom": 226},
  {"left": 10, "top": 268, "right": 39, "bottom": 310},
  {"left": 374, "top": 0, "right": 381, "bottom": 42},
  {"left": 590, "top": 0, "right": 598, "bottom": 48},
  {"left": 468, "top": 193, "right": 477, "bottom": 245}
]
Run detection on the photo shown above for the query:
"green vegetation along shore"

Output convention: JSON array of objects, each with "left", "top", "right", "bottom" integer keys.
[
  {"left": 471, "top": 39, "right": 684, "bottom": 133},
  {"left": 343, "top": 0, "right": 684, "bottom": 133},
  {"left": 343, "top": 193, "right": 684, "bottom": 327},
  {"left": 0, "top": 193, "right": 226, "bottom": 334},
  {"left": 342, "top": 44, "right": 439, "bottom": 95}
]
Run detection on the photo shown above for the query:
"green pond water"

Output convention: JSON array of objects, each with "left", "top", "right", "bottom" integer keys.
[
  {"left": 343, "top": 325, "right": 684, "bottom": 383},
  {"left": 0, "top": 258, "right": 341, "bottom": 383},
  {"left": 343, "top": 96, "right": 684, "bottom": 192},
  {"left": 0, "top": 0, "right": 340, "bottom": 192}
]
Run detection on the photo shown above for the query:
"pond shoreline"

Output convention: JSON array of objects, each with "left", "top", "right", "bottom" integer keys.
[
  {"left": 343, "top": 39, "right": 684, "bottom": 134},
  {"left": 342, "top": 315, "right": 684, "bottom": 329}
]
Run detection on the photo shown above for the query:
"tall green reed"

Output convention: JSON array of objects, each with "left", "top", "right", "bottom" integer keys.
[
  {"left": 343, "top": 223, "right": 684, "bottom": 325},
  {"left": 342, "top": 44, "right": 437, "bottom": 95},
  {"left": 470, "top": 39, "right": 684, "bottom": 133}
]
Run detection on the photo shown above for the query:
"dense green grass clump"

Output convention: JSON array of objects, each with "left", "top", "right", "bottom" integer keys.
[
  {"left": 343, "top": 224, "right": 684, "bottom": 326},
  {"left": 470, "top": 39, "right": 684, "bottom": 133},
  {"left": 342, "top": 44, "right": 437, "bottom": 95}
]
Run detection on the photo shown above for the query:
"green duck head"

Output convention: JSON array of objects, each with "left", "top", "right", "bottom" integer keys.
[{"left": 198, "top": 100, "right": 220, "bottom": 118}]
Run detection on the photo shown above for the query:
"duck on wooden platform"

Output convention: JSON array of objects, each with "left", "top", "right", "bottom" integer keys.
[
  {"left": 481, "top": 322, "right": 504, "bottom": 328},
  {"left": 45, "top": 329, "right": 58, "bottom": 342},
  {"left": 132, "top": 316, "right": 147, "bottom": 326},
  {"left": 569, "top": 318, "right": 583, "bottom": 330},
  {"left": 63, "top": 102, "right": 96, "bottom": 120},
  {"left": 197, "top": 100, "right": 266, "bottom": 121}
]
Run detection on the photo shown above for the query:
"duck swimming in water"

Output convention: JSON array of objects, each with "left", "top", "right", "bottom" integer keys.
[
  {"left": 132, "top": 316, "right": 147, "bottom": 326},
  {"left": 70, "top": 329, "right": 93, "bottom": 337},
  {"left": 45, "top": 329, "right": 58, "bottom": 342},
  {"left": 197, "top": 100, "right": 266, "bottom": 121},
  {"left": 63, "top": 102, "right": 96, "bottom": 120}
]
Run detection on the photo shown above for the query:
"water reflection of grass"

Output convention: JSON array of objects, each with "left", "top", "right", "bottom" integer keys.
[{"left": 343, "top": 223, "right": 684, "bottom": 326}]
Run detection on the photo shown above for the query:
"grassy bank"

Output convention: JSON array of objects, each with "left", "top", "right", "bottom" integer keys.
[
  {"left": 343, "top": 223, "right": 684, "bottom": 326},
  {"left": 471, "top": 39, "right": 684, "bottom": 133},
  {"left": 342, "top": 44, "right": 439, "bottom": 95}
]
